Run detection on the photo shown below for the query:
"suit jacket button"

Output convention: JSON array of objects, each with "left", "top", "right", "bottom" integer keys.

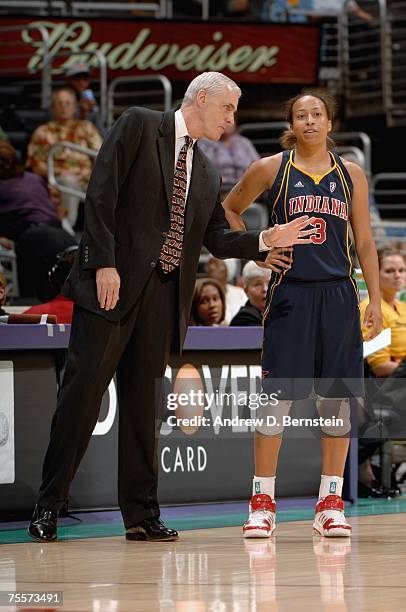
[{"left": 150, "top": 261, "right": 156, "bottom": 268}]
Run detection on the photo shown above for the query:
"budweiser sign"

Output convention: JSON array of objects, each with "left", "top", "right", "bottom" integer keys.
[{"left": 0, "top": 18, "right": 319, "bottom": 83}]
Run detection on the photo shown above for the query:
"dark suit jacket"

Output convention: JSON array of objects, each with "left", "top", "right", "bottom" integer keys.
[
  {"left": 63, "top": 107, "right": 263, "bottom": 350},
  {"left": 230, "top": 300, "right": 263, "bottom": 326}
]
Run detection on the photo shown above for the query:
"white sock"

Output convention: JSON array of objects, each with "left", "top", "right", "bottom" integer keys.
[
  {"left": 319, "top": 475, "right": 344, "bottom": 500},
  {"left": 252, "top": 476, "right": 275, "bottom": 499}
]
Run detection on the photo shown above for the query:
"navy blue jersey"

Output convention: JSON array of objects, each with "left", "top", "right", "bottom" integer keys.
[{"left": 268, "top": 149, "right": 355, "bottom": 282}]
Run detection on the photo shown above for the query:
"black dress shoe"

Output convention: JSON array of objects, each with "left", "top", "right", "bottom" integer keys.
[
  {"left": 126, "top": 517, "right": 178, "bottom": 541},
  {"left": 27, "top": 505, "right": 58, "bottom": 542}
]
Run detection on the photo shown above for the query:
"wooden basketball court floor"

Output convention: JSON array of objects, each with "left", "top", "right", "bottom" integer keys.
[{"left": 1, "top": 512, "right": 406, "bottom": 611}]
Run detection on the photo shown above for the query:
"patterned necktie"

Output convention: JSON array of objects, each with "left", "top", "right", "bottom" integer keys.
[{"left": 159, "top": 135, "right": 192, "bottom": 274}]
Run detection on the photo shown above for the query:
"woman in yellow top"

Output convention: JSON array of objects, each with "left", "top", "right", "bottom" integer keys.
[
  {"left": 359, "top": 248, "right": 405, "bottom": 497},
  {"left": 360, "top": 248, "right": 406, "bottom": 376}
]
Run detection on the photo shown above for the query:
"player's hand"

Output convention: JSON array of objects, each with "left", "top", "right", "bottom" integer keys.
[
  {"left": 262, "top": 216, "right": 317, "bottom": 248},
  {"left": 363, "top": 301, "right": 383, "bottom": 341},
  {"left": 256, "top": 247, "right": 293, "bottom": 273},
  {"left": 96, "top": 267, "right": 121, "bottom": 311}
]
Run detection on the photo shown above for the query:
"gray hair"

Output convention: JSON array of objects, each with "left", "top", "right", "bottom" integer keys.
[
  {"left": 242, "top": 261, "right": 271, "bottom": 287},
  {"left": 182, "top": 72, "right": 241, "bottom": 106}
]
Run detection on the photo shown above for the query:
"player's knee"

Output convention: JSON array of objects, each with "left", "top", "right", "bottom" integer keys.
[
  {"left": 255, "top": 400, "right": 292, "bottom": 436},
  {"left": 316, "top": 396, "right": 351, "bottom": 436}
]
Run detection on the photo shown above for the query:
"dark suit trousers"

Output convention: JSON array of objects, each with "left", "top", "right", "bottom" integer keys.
[{"left": 37, "top": 267, "right": 178, "bottom": 528}]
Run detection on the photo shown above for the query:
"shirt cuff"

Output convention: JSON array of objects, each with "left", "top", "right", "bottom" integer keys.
[{"left": 259, "top": 231, "right": 272, "bottom": 252}]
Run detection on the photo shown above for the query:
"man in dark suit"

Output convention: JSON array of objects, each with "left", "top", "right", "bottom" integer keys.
[
  {"left": 28, "top": 72, "right": 316, "bottom": 543},
  {"left": 230, "top": 261, "right": 272, "bottom": 326}
]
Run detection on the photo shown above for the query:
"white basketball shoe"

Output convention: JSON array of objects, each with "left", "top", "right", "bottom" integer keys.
[
  {"left": 243, "top": 494, "right": 276, "bottom": 538},
  {"left": 313, "top": 495, "right": 352, "bottom": 538}
]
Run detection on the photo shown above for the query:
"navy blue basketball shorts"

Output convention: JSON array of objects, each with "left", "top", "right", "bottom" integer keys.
[{"left": 262, "top": 276, "right": 364, "bottom": 400}]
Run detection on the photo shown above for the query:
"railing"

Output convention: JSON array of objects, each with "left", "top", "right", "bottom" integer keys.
[
  {"left": 48, "top": 141, "right": 97, "bottom": 200},
  {"left": 384, "top": 0, "right": 406, "bottom": 126},
  {"left": 0, "top": 1, "right": 66, "bottom": 15},
  {"left": 0, "top": 26, "right": 108, "bottom": 122},
  {"left": 340, "top": 1, "right": 384, "bottom": 118},
  {"left": 331, "top": 132, "right": 372, "bottom": 180},
  {"left": 0, "top": 0, "right": 214, "bottom": 17},
  {"left": 0, "top": 24, "right": 51, "bottom": 109},
  {"left": 371, "top": 221, "right": 406, "bottom": 249},
  {"left": 371, "top": 173, "right": 406, "bottom": 214},
  {"left": 334, "top": 145, "right": 366, "bottom": 169},
  {"left": 0, "top": 0, "right": 167, "bottom": 16},
  {"left": 237, "top": 122, "right": 289, "bottom": 157},
  {"left": 370, "top": 172, "right": 406, "bottom": 255},
  {"left": 107, "top": 75, "right": 172, "bottom": 127}
]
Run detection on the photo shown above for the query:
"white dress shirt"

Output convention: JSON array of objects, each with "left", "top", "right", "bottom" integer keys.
[
  {"left": 174, "top": 109, "right": 195, "bottom": 198},
  {"left": 174, "top": 109, "right": 270, "bottom": 252}
]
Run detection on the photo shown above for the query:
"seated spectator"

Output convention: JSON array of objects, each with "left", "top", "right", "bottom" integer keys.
[
  {"left": 24, "top": 245, "right": 77, "bottom": 323},
  {"left": 27, "top": 87, "right": 102, "bottom": 228},
  {"left": 204, "top": 256, "right": 246, "bottom": 323},
  {"left": 198, "top": 123, "right": 259, "bottom": 195},
  {"left": 0, "top": 272, "right": 8, "bottom": 315},
  {"left": 360, "top": 247, "right": 406, "bottom": 377},
  {"left": 0, "top": 142, "right": 76, "bottom": 299},
  {"left": 230, "top": 261, "right": 271, "bottom": 326},
  {"left": 64, "top": 62, "right": 106, "bottom": 136},
  {"left": 358, "top": 247, "right": 406, "bottom": 497},
  {"left": 190, "top": 278, "right": 226, "bottom": 326}
]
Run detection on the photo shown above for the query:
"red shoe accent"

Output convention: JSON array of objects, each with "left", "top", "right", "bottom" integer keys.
[
  {"left": 244, "top": 523, "right": 272, "bottom": 532},
  {"left": 250, "top": 494, "right": 276, "bottom": 513},
  {"left": 321, "top": 518, "right": 352, "bottom": 532},
  {"left": 315, "top": 495, "right": 345, "bottom": 514}
]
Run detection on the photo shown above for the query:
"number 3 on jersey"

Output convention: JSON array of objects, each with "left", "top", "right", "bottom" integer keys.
[{"left": 310, "top": 218, "right": 327, "bottom": 244}]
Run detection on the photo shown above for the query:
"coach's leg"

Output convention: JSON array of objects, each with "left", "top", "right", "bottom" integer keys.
[
  {"left": 36, "top": 305, "right": 138, "bottom": 512},
  {"left": 116, "top": 270, "right": 178, "bottom": 535}
]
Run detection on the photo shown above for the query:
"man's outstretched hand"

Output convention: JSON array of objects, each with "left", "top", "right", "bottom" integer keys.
[
  {"left": 96, "top": 267, "right": 121, "bottom": 310},
  {"left": 262, "top": 216, "right": 317, "bottom": 248}
]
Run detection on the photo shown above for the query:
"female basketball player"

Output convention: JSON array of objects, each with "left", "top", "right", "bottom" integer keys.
[{"left": 223, "top": 93, "right": 382, "bottom": 538}]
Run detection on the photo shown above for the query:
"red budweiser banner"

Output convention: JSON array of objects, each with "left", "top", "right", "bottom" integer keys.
[{"left": 0, "top": 18, "right": 320, "bottom": 83}]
